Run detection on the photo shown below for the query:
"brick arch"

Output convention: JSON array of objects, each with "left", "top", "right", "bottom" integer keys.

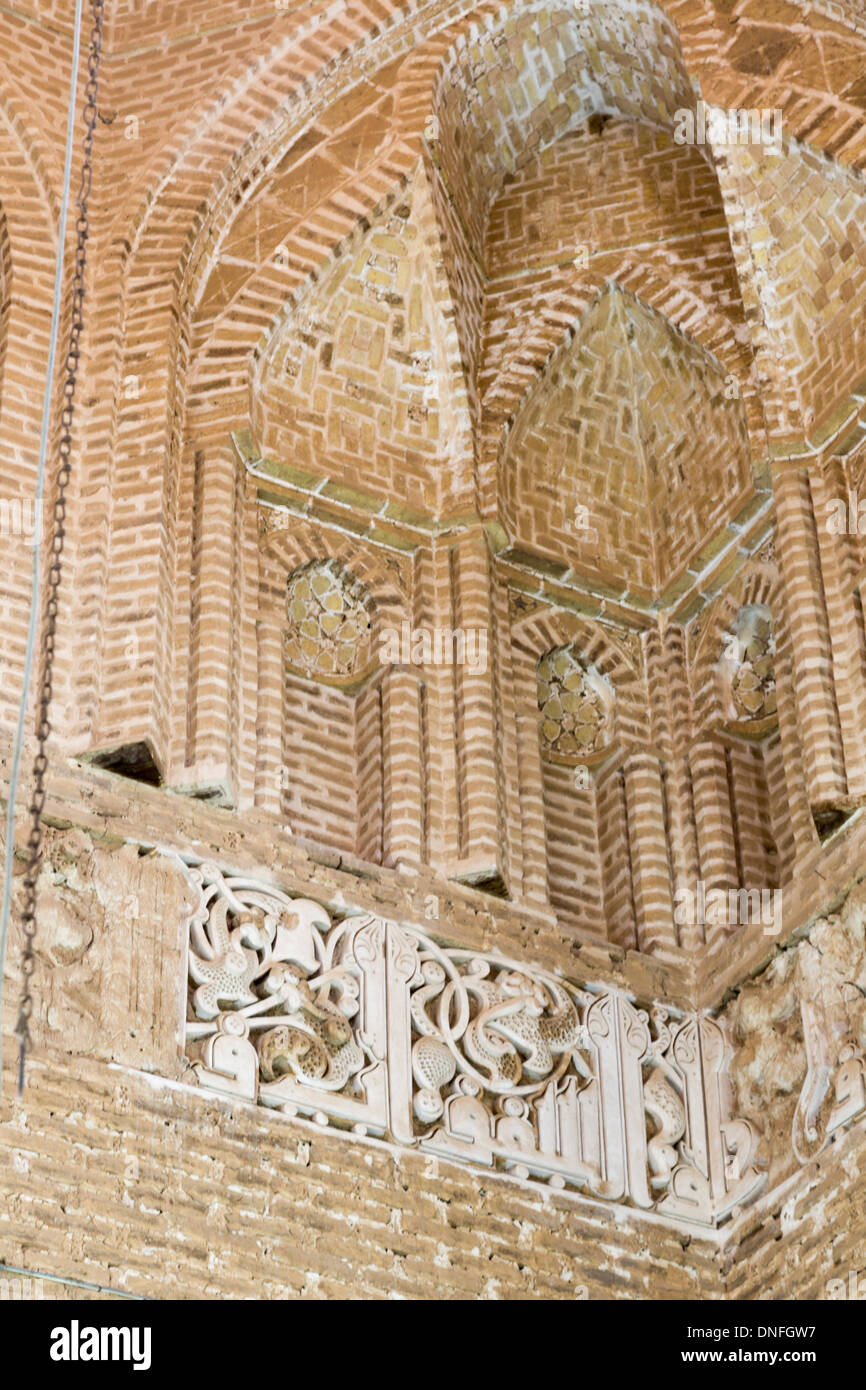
[
  {"left": 509, "top": 601, "right": 653, "bottom": 939},
  {"left": 499, "top": 282, "right": 752, "bottom": 600},
  {"left": 685, "top": 550, "right": 802, "bottom": 894},
  {"left": 432, "top": 0, "right": 701, "bottom": 263},
  {"left": 662, "top": 0, "right": 866, "bottom": 170},
  {"left": 511, "top": 605, "right": 646, "bottom": 751},
  {"left": 437, "top": 0, "right": 866, "bottom": 497},
  {"left": 79, "top": 0, "right": 495, "bottom": 771},
  {"left": 170, "top": 14, "right": 504, "bottom": 388},
  {"left": 479, "top": 256, "right": 763, "bottom": 508},
  {"left": 70, "top": 0, "right": 866, "bottom": 522},
  {"left": 689, "top": 556, "right": 785, "bottom": 733},
  {"left": 0, "top": 96, "right": 60, "bottom": 232},
  {"left": 472, "top": 96, "right": 769, "bottom": 516},
  {"left": 483, "top": 254, "right": 754, "bottom": 420},
  {"left": 0, "top": 99, "right": 61, "bottom": 729},
  {"left": 282, "top": 557, "right": 378, "bottom": 691},
  {"left": 254, "top": 519, "right": 412, "bottom": 816},
  {"left": 708, "top": 150, "right": 804, "bottom": 447},
  {"left": 61, "top": 6, "right": 378, "bottom": 751},
  {"left": 250, "top": 161, "right": 475, "bottom": 521},
  {"left": 434, "top": 0, "right": 717, "bottom": 485},
  {"left": 721, "top": 136, "right": 866, "bottom": 449},
  {"left": 72, "top": 0, "right": 866, "bottom": 774},
  {"left": 259, "top": 522, "right": 409, "bottom": 630}
]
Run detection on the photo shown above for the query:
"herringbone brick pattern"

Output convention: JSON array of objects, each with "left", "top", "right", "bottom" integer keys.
[
  {"left": 254, "top": 167, "right": 473, "bottom": 519},
  {"left": 501, "top": 283, "right": 752, "bottom": 597},
  {"left": 1, "top": 0, "right": 866, "bottom": 1303},
  {"left": 720, "top": 136, "right": 866, "bottom": 437}
]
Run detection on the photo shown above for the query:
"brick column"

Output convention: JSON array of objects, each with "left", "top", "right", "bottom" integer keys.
[
  {"left": 690, "top": 739, "right": 738, "bottom": 886},
  {"left": 689, "top": 737, "right": 738, "bottom": 949},
  {"left": 448, "top": 531, "right": 500, "bottom": 882},
  {"left": 596, "top": 763, "right": 638, "bottom": 951},
  {"left": 381, "top": 665, "right": 425, "bottom": 869},
  {"left": 645, "top": 623, "right": 701, "bottom": 951},
  {"left": 489, "top": 577, "right": 524, "bottom": 896},
  {"left": 773, "top": 641, "right": 820, "bottom": 855},
  {"left": 623, "top": 752, "right": 676, "bottom": 954},
  {"left": 773, "top": 464, "right": 847, "bottom": 811},
  {"left": 89, "top": 280, "right": 190, "bottom": 781},
  {"left": 173, "top": 443, "right": 241, "bottom": 804},
  {"left": 811, "top": 457, "right": 866, "bottom": 801},
  {"left": 512, "top": 649, "right": 550, "bottom": 906}
]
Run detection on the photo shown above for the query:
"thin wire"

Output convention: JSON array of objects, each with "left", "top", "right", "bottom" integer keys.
[
  {"left": 0, "top": 1261, "right": 148, "bottom": 1300},
  {"left": 0, "top": 0, "right": 86, "bottom": 1088}
]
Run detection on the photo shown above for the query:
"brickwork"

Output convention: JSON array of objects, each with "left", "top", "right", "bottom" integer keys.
[
  {"left": 254, "top": 168, "right": 473, "bottom": 519},
  {"left": 501, "top": 282, "right": 752, "bottom": 599},
  {"left": 482, "top": 119, "right": 760, "bottom": 456},
  {"left": 2, "top": 0, "right": 866, "bottom": 1300},
  {"left": 723, "top": 1134, "right": 866, "bottom": 1302},
  {"left": 1, "top": 1053, "right": 725, "bottom": 1301},
  {"left": 6, "top": 743, "right": 866, "bottom": 1294}
]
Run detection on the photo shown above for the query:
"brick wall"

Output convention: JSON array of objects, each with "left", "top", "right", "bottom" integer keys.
[
  {"left": 0, "top": 1054, "right": 725, "bottom": 1301},
  {"left": 724, "top": 1125, "right": 866, "bottom": 1301},
  {"left": 3, "top": 766, "right": 866, "bottom": 1299},
  {"left": 3, "top": 0, "right": 866, "bottom": 1300}
]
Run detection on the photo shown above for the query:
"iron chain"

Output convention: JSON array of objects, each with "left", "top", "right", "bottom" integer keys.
[{"left": 15, "top": 0, "right": 105, "bottom": 1092}]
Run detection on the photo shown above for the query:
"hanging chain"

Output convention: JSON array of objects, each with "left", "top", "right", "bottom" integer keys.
[{"left": 14, "top": 0, "right": 105, "bottom": 1095}]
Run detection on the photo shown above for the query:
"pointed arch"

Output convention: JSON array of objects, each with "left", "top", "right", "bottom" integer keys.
[
  {"left": 0, "top": 97, "right": 60, "bottom": 729},
  {"left": 499, "top": 283, "right": 752, "bottom": 599}
]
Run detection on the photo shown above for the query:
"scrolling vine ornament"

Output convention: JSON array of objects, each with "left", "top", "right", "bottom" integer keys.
[
  {"left": 184, "top": 863, "right": 388, "bottom": 1133},
  {"left": 792, "top": 933, "right": 866, "bottom": 1165},
  {"left": 183, "top": 863, "right": 765, "bottom": 1227}
]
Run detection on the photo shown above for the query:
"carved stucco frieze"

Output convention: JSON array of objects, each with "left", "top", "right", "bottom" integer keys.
[
  {"left": 793, "top": 929, "right": 866, "bottom": 1163},
  {"left": 182, "top": 861, "right": 765, "bottom": 1228},
  {"left": 184, "top": 864, "right": 390, "bottom": 1134},
  {"left": 727, "top": 899, "right": 866, "bottom": 1178}
]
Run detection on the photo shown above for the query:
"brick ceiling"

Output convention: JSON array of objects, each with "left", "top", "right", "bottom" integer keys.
[
  {"left": 4, "top": 0, "right": 862, "bottom": 620},
  {"left": 221, "top": 0, "right": 866, "bottom": 599}
]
